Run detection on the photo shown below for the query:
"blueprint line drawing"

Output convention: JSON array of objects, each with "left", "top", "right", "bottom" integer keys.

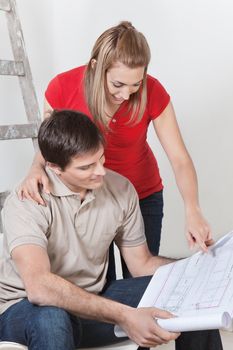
[
  {"left": 138, "top": 230, "right": 233, "bottom": 318},
  {"left": 159, "top": 249, "right": 233, "bottom": 314},
  {"left": 115, "top": 231, "right": 233, "bottom": 335}
]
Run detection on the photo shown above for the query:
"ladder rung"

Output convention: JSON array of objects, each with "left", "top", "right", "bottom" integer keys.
[
  {"left": 0, "top": 0, "right": 10, "bottom": 11},
  {"left": 0, "top": 123, "right": 39, "bottom": 140},
  {"left": 0, "top": 60, "right": 24, "bottom": 76}
]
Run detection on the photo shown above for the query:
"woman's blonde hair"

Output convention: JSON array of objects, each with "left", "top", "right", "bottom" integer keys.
[{"left": 84, "top": 21, "right": 151, "bottom": 127}]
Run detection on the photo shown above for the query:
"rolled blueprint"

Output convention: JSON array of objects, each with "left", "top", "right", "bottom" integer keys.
[
  {"left": 157, "top": 312, "right": 232, "bottom": 332},
  {"left": 114, "top": 312, "right": 232, "bottom": 337}
]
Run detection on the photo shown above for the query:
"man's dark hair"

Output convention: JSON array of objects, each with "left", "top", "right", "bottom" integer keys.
[{"left": 38, "top": 110, "right": 105, "bottom": 169}]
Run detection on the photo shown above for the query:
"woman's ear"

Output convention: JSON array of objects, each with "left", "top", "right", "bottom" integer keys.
[{"left": 91, "top": 59, "right": 97, "bottom": 69}]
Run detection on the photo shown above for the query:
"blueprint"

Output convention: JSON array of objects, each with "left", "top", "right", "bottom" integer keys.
[
  {"left": 137, "top": 230, "right": 233, "bottom": 331},
  {"left": 115, "top": 231, "right": 233, "bottom": 335},
  {"left": 139, "top": 231, "right": 233, "bottom": 314}
]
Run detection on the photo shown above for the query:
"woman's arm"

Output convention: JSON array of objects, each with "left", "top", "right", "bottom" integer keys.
[
  {"left": 17, "top": 98, "right": 54, "bottom": 205},
  {"left": 153, "top": 102, "right": 213, "bottom": 251}
]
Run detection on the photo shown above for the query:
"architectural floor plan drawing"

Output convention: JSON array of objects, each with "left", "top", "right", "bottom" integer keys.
[
  {"left": 154, "top": 245, "right": 233, "bottom": 314},
  {"left": 136, "top": 230, "right": 233, "bottom": 331},
  {"left": 115, "top": 231, "right": 233, "bottom": 336}
]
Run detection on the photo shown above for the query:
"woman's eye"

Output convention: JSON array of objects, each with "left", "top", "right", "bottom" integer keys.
[{"left": 113, "top": 83, "right": 122, "bottom": 88}]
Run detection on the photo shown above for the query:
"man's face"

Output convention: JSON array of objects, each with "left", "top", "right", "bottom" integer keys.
[{"left": 51, "top": 146, "right": 106, "bottom": 195}]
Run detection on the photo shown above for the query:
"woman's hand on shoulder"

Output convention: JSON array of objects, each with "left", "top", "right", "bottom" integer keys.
[
  {"left": 185, "top": 207, "right": 214, "bottom": 252},
  {"left": 18, "top": 165, "right": 50, "bottom": 206}
]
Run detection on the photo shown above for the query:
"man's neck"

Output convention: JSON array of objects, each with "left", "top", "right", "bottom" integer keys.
[{"left": 62, "top": 181, "right": 87, "bottom": 199}]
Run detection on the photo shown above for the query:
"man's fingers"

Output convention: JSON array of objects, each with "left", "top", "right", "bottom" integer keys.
[
  {"left": 139, "top": 330, "right": 179, "bottom": 348},
  {"left": 152, "top": 308, "right": 175, "bottom": 319}
]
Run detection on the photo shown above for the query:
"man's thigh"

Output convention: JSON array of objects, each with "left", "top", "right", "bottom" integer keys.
[
  {"left": 78, "top": 276, "right": 152, "bottom": 348},
  {"left": 0, "top": 299, "right": 36, "bottom": 343},
  {"left": 0, "top": 298, "right": 75, "bottom": 348},
  {"left": 0, "top": 277, "right": 151, "bottom": 348}
]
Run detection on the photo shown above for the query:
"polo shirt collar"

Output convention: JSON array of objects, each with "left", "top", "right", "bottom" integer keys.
[{"left": 45, "top": 167, "right": 95, "bottom": 201}]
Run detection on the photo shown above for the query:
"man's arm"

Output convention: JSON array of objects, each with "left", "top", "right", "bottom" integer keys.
[
  {"left": 120, "top": 242, "right": 174, "bottom": 277},
  {"left": 12, "top": 244, "right": 124, "bottom": 322},
  {"left": 12, "top": 244, "right": 179, "bottom": 347}
]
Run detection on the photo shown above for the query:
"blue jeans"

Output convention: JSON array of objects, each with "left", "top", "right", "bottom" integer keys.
[
  {"left": 139, "top": 191, "right": 163, "bottom": 256},
  {"left": 0, "top": 276, "right": 223, "bottom": 350},
  {"left": 0, "top": 276, "right": 150, "bottom": 349},
  {"left": 119, "top": 191, "right": 164, "bottom": 280}
]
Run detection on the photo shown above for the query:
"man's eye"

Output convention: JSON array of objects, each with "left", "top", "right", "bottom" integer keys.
[{"left": 79, "top": 166, "right": 90, "bottom": 171}]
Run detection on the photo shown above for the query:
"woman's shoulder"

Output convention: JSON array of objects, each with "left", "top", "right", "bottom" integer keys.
[
  {"left": 56, "top": 65, "right": 87, "bottom": 82},
  {"left": 146, "top": 73, "right": 165, "bottom": 90},
  {"left": 146, "top": 74, "right": 170, "bottom": 117},
  {"left": 146, "top": 73, "right": 169, "bottom": 97}
]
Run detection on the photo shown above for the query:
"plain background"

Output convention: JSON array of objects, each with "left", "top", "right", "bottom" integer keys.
[{"left": 1, "top": 0, "right": 233, "bottom": 258}]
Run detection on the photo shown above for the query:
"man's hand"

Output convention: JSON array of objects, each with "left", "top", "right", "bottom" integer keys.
[{"left": 118, "top": 307, "right": 180, "bottom": 348}]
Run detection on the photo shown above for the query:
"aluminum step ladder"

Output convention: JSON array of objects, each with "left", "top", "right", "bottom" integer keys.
[{"left": 0, "top": 0, "right": 41, "bottom": 227}]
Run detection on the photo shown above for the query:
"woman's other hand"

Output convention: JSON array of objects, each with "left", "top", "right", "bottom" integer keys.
[{"left": 18, "top": 165, "right": 50, "bottom": 206}]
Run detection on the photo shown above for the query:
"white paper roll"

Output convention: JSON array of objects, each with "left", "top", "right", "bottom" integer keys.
[
  {"left": 114, "top": 312, "right": 232, "bottom": 337},
  {"left": 157, "top": 312, "right": 232, "bottom": 332}
]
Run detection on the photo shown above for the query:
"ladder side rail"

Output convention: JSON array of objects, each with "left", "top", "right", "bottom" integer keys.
[{"left": 6, "top": 0, "right": 41, "bottom": 150}]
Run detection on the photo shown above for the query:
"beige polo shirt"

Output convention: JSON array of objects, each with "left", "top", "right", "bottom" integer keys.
[{"left": 0, "top": 168, "right": 145, "bottom": 314}]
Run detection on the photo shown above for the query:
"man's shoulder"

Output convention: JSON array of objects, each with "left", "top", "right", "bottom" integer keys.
[
  {"left": 3, "top": 185, "right": 51, "bottom": 218},
  {"left": 105, "top": 168, "right": 132, "bottom": 183},
  {"left": 103, "top": 169, "right": 137, "bottom": 196}
]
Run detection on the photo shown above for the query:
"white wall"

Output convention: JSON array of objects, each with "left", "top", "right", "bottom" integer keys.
[{"left": 1, "top": 0, "right": 233, "bottom": 257}]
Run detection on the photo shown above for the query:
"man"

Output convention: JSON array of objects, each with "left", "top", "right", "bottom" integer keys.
[{"left": 0, "top": 110, "right": 222, "bottom": 350}]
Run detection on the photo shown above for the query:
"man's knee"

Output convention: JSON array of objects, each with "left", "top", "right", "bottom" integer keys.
[{"left": 26, "top": 306, "right": 73, "bottom": 338}]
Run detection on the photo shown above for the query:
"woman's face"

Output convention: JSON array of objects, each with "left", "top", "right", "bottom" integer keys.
[{"left": 106, "top": 62, "right": 145, "bottom": 106}]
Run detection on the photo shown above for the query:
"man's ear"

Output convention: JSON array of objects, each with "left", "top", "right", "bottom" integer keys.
[
  {"left": 47, "top": 162, "right": 62, "bottom": 175},
  {"left": 91, "top": 59, "right": 97, "bottom": 69}
]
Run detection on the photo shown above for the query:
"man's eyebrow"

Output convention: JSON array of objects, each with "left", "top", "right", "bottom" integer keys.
[{"left": 77, "top": 152, "right": 105, "bottom": 168}]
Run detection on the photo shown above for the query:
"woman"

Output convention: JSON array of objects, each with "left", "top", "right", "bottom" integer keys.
[{"left": 19, "top": 21, "right": 212, "bottom": 279}]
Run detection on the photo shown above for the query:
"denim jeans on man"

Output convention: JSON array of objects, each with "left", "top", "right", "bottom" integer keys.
[
  {"left": 0, "top": 275, "right": 223, "bottom": 350},
  {"left": 1, "top": 276, "right": 148, "bottom": 349}
]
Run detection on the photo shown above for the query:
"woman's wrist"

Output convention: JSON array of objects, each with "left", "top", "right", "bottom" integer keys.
[{"left": 184, "top": 202, "right": 201, "bottom": 215}]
